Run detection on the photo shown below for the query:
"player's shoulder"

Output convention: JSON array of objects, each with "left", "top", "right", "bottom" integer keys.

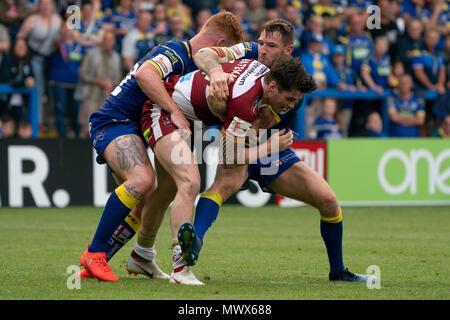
[
  {"left": 149, "top": 40, "right": 190, "bottom": 58},
  {"left": 227, "top": 41, "right": 258, "bottom": 60}
]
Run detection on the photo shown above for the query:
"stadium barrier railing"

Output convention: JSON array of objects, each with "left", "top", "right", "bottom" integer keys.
[
  {"left": 294, "top": 89, "right": 439, "bottom": 138},
  {"left": 0, "top": 84, "right": 39, "bottom": 138},
  {"left": 0, "top": 84, "right": 438, "bottom": 139}
]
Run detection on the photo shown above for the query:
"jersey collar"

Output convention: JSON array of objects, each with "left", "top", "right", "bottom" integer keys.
[{"left": 183, "top": 41, "right": 192, "bottom": 59}]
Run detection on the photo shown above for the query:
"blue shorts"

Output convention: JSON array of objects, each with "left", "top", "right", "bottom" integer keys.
[
  {"left": 89, "top": 112, "right": 145, "bottom": 165},
  {"left": 244, "top": 147, "right": 302, "bottom": 193}
]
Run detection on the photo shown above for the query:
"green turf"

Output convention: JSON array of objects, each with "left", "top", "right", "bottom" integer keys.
[{"left": 0, "top": 205, "right": 449, "bottom": 300}]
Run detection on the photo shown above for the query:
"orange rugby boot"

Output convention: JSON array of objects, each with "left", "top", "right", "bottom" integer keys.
[{"left": 80, "top": 249, "right": 118, "bottom": 282}]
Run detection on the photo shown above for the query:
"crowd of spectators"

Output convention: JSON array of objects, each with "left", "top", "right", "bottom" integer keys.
[{"left": 0, "top": 0, "right": 448, "bottom": 139}]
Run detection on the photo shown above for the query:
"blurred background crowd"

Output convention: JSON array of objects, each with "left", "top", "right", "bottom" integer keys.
[{"left": 0, "top": 0, "right": 448, "bottom": 140}]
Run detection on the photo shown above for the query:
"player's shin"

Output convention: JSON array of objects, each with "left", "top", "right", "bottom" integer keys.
[
  {"left": 320, "top": 207, "right": 344, "bottom": 278},
  {"left": 104, "top": 211, "right": 141, "bottom": 261},
  {"left": 89, "top": 184, "right": 140, "bottom": 253}
]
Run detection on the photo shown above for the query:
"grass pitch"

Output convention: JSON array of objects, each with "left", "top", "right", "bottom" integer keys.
[{"left": 0, "top": 205, "right": 449, "bottom": 300}]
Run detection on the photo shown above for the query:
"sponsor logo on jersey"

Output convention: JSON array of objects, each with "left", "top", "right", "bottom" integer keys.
[{"left": 152, "top": 54, "right": 173, "bottom": 77}]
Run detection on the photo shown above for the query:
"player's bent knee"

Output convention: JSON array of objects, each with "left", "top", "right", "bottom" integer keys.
[
  {"left": 317, "top": 192, "right": 340, "bottom": 218},
  {"left": 129, "top": 172, "right": 155, "bottom": 197}
]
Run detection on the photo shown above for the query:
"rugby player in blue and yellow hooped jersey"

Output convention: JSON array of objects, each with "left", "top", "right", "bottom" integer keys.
[
  {"left": 187, "top": 18, "right": 373, "bottom": 284},
  {"left": 78, "top": 11, "right": 243, "bottom": 282}
]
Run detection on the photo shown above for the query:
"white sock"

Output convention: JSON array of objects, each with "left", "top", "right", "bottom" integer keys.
[
  {"left": 172, "top": 244, "right": 185, "bottom": 271},
  {"left": 133, "top": 242, "right": 156, "bottom": 261}
]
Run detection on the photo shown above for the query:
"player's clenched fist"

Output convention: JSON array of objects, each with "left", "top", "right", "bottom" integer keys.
[{"left": 209, "top": 66, "right": 234, "bottom": 100}]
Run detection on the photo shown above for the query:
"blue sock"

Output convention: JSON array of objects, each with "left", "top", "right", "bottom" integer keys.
[
  {"left": 89, "top": 184, "right": 140, "bottom": 253},
  {"left": 320, "top": 209, "right": 344, "bottom": 277},
  {"left": 104, "top": 211, "right": 141, "bottom": 261},
  {"left": 193, "top": 191, "right": 223, "bottom": 244}
]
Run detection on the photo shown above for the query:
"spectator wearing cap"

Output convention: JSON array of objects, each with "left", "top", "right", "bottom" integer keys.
[
  {"left": 122, "top": 10, "right": 155, "bottom": 71},
  {"left": 387, "top": 73, "right": 425, "bottom": 137},
  {"left": 301, "top": 15, "right": 334, "bottom": 59},
  {"left": 300, "top": 32, "right": 343, "bottom": 90},
  {"left": 411, "top": 28, "right": 446, "bottom": 95}
]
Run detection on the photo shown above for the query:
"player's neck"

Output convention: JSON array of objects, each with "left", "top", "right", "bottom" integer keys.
[
  {"left": 189, "top": 33, "right": 218, "bottom": 56},
  {"left": 189, "top": 36, "right": 206, "bottom": 56}
]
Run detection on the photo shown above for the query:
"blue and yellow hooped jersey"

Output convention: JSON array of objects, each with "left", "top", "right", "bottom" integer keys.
[{"left": 99, "top": 40, "right": 195, "bottom": 122}]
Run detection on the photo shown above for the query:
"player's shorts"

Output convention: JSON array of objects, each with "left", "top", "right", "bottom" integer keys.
[
  {"left": 244, "top": 147, "right": 302, "bottom": 193},
  {"left": 140, "top": 102, "right": 178, "bottom": 150},
  {"left": 89, "top": 111, "right": 144, "bottom": 164}
]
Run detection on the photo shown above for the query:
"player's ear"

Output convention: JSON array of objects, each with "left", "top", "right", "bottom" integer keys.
[
  {"left": 284, "top": 44, "right": 294, "bottom": 55},
  {"left": 269, "top": 80, "right": 279, "bottom": 93},
  {"left": 216, "top": 37, "right": 227, "bottom": 47}
]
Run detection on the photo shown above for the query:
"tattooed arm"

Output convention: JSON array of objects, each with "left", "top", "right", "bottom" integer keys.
[{"left": 194, "top": 47, "right": 237, "bottom": 118}]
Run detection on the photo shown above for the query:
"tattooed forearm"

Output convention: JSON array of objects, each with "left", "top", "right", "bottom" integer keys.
[
  {"left": 194, "top": 49, "right": 221, "bottom": 74},
  {"left": 113, "top": 135, "right": 147, "bottom": 171}
]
